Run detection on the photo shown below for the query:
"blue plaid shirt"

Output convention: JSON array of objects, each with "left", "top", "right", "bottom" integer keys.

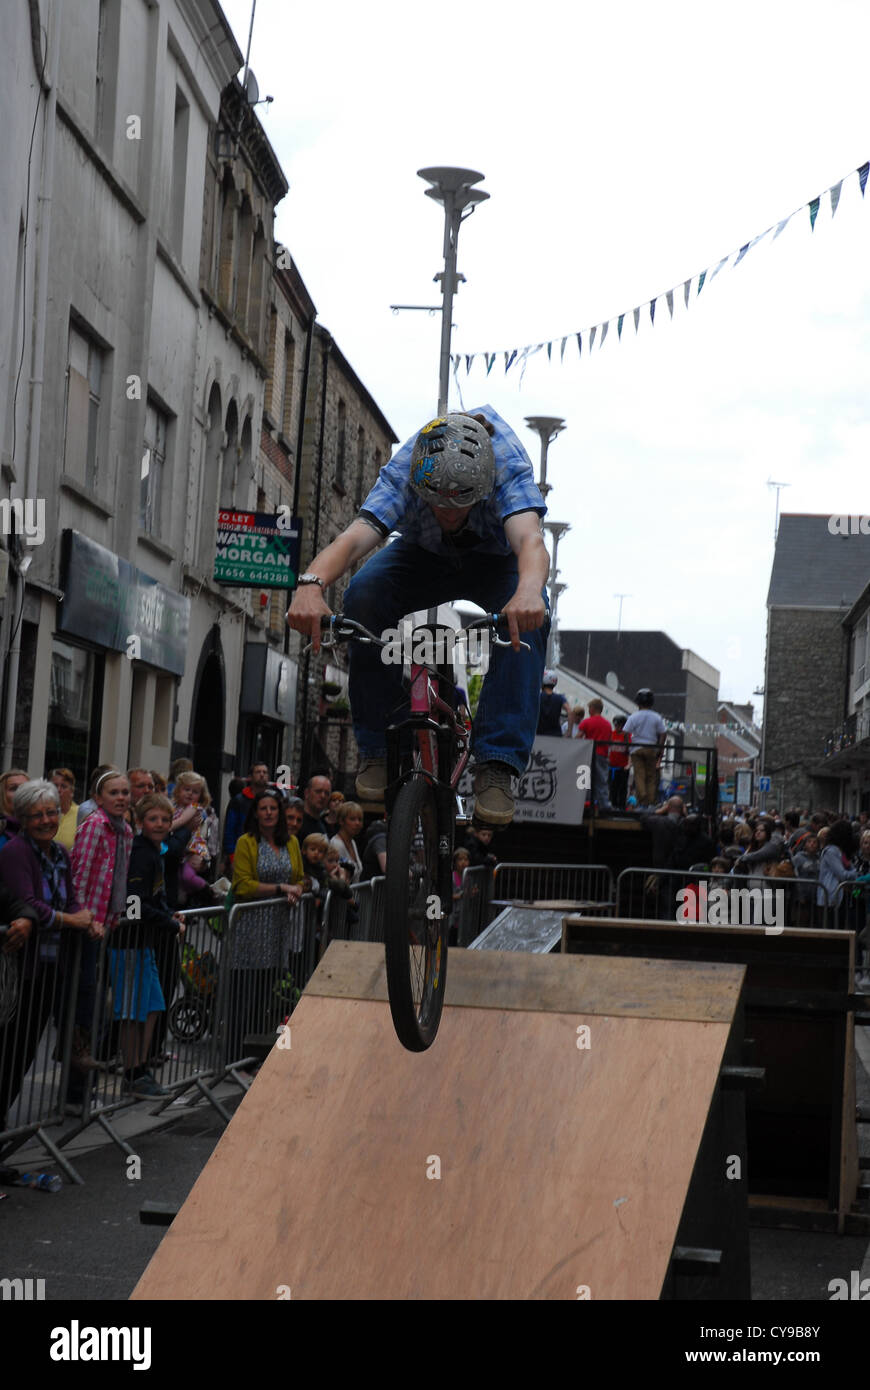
[{"left": 358, "top": 405, "right": 546, "bottom": 557}]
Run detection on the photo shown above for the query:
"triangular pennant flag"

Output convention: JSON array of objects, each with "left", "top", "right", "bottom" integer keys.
[
  {"left": 859, "top": 162, "right": 869, "bottom": 197},
  {"left": 649, "top": 299, "right": 656, "bottom": 325},
  {"left": 772, "top": 214, "right": 791, "bottom": 239},
  {"left": 465, "top": 355, "right": 474, "bottom": 374},
  {"left": 560, "top": 336, "right": 567, "bottom": 362},
  {"left": 546, "top": 341, "right": 552, "bottom": 360},
  {"left": 589, "top": 325, "right": 597, "bottom": 350},
  {"left": 519, "top": 344, "right": 543, "bottom": 388},
  {"left": 697, "top": 269, "right": 707, "bottom": 294},
  {"left": 665, "top": 289, "right": 674, "bottom": 318},
  {"left": 575, "top": 331, "right": 583, "bottom": 357},
  {"left": 599, "top": 320, "right": 609, "bottom": 347},
  {"left": 633, "top": 306, "right": 640, "bottom": 332},
  {"left": 733, "top": 241, "right": 751, "bottom": 267},
  {"left": 830, "top": 180, "right": 842, "bottom": 218},
  {"left": 683, "top": 279, "right": 691, "bottom": 308},
  {"left": 709, "top": 255, "right": 729, "bottom": 281},
  {"left": 505, "top": 349, "right": 517, "bottom": 372},
  {"left": 617, "top": 313, "right": 625, "bottom": 338},
  {"left": 808, "top": 196, "right": 820, "bottom": 230},
  {"left": 485, "top": 353, "right": 495, "bottom": 375}
]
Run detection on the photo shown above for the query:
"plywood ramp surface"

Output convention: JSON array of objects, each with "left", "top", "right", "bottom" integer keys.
[{"left": 132, "top": 944, "right": 743, "bottom": 1301}]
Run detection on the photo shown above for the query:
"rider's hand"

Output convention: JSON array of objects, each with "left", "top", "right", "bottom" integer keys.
[
  {"left": 501, "top": 585, "right": 547, "bottom": 650},
  {"left": 286, "top": 584, "right": 332, "bottom": 654}
]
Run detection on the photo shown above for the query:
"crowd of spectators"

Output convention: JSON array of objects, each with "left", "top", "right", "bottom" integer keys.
[
  {"left": 1, "top": 756, "right": 461, "bottom": 1125},
  {"left": 638, "top": 798, "right": 870, "bottom": 986}
]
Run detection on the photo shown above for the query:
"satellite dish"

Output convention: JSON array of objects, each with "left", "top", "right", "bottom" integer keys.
[
  {"left": 244, "top": 69, "right": 260, "bottom": 105},
  {"left": 605, "top": 671, "right": 619, "bottom": 691}
]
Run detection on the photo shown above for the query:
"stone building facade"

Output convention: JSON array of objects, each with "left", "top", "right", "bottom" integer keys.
[
  {"left": 2, "top": 0, "right": 249, "bottom": 807},
  {"left": 291, "top": 324, "right": 398, "bottom": 789},
  {"left": 762, "top": 514, "right": 869, "bottom": 811}
]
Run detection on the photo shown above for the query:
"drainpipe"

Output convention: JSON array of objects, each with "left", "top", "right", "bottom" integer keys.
[
  {"left": 298, "top": 335, "right": 331, "bottom": 783},
  {"left": 2, "top": 0, "right": 59, "bottom": 765}
]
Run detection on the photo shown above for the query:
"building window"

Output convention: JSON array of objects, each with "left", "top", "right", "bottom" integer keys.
[
  {"left": 140, "top": 399, "right": 167, "bottom": 534},
  {"left": 354, "top": 427, "right": 366, "bottom": 509},
  {"left": 282, "top": 333, "right": 295, "bottom": 438},
  {"left": 47, "top": 640, "right": 99, "bottom": 798},
  {"left": 63, "top": 323, "right": 104, "bottom": 490},
  {"left": 170, "top": 87, "right": 190, "bottom": 257},
  {"left": 335, "top": 400, "right": 346, "bottom": 490}
]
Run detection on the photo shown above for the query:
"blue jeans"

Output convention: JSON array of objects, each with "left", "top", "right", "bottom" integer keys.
[{"left": 342, "top": 539, "right": 549, "bottom": 776}]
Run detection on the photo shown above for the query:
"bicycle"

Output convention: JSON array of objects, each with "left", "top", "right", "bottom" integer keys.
[{"left": 316, "top": 611, "right": 529, "bottom": 1051}]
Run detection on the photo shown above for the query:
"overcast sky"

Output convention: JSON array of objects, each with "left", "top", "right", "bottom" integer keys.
[{"left": 219, "top": 0, "right": 870, "bottom": 714}]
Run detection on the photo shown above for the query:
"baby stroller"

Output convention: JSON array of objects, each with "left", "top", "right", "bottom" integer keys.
[{"left": 167, "top": 942, "right": 219, "bottom": 1042}]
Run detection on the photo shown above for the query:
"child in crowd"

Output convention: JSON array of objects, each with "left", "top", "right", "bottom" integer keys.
[
  {"left": 324, "top": 844, "right": 353, "bottom": 887},
  {"left": 301, "top": 833, "right": 330, "bottom": 900},
  {"left": 172, "top": 772, "right": 220, "bottom": 904},
  {"left": 451, "top": 847, "right": 470, "bottom": 944},
  {"left": 115, "top": 793, "right": 186, "bottom": 1098}
]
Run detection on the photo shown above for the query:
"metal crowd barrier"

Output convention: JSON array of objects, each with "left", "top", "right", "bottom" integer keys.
[
  {"left": 456, "top": 865, "right": 493, "bottom": 947},
  {"left": 52, "top": 895, "right": 319, "bottom": 1154},
  {"left": 614, "top": 867, "right": 836, "bottom": 929},
  {"left": 0, "top": 927, "right": 85, "bottom": 1182},
  {"left": 491, "top": 863, "right": 616, "bottom": 913},
  {"left": 354, "top": 877, "right": 386, "bottom": 943}
]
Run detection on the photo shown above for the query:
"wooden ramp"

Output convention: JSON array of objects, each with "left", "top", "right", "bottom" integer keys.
[{"left": 132, "top": 941, "right": 745, "bottom": 1301}]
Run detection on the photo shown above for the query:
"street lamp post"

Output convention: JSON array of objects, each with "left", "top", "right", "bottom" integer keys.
[
  {"left": 418, "top": 167, "right": 489, "bottom": 416},
  {"left": 544, "top": 520, "right": 571, "bottom": 666},
  {"left": 524, "top": 416, "right": 566, "bottom": 498}
]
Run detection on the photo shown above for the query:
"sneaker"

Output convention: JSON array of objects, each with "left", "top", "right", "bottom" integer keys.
[
  {"left": 126, "top": 1072, "right": 169, "bottom": 1099},
  {"left": 356, "top": 758, "right": 388, "bottom": 801},
  {"left": 472, "top": 762, "right": 516, "bottom": 826}
]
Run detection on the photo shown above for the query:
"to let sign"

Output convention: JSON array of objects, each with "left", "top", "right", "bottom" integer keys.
[{"left": 214, "top": 509, "right": 301, "bottom": 588}]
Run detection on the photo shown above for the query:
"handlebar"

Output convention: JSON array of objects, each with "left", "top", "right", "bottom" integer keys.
[{"left": 312, "top": 612, "right": 531, "bottom": 654}]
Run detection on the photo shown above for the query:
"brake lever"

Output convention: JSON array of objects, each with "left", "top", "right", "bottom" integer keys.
[{"left": 492, "top": 633, "right": 531, "bottom": 652}]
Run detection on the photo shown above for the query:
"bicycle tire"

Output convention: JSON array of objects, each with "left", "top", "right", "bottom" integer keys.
[{"left": 384, "top": 775, "right": 449, "bottom": 1051}]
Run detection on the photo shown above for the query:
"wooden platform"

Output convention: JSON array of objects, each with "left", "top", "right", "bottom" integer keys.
[
  {"left": 132, "top": 941, "right": 745, "bottom": 1301},
  {"left": 562, "top": 915, "right": 861, "bottom": 1232}
]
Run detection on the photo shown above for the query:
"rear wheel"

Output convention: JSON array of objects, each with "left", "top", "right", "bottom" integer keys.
[{"left": 384, "top": 775, "right": 449, "bottom": 1051}]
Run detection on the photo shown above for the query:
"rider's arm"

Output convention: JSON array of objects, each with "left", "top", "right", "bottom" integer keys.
[
  {"left": 501, "top": 512, "right": 551, "bottom": 648},
  {"left": 286, "top": 518, "right": 382, "bottom": 652}
]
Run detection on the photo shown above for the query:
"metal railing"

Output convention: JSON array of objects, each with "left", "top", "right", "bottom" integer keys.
[
  {"left": 491, "top": 863, "right": 616, "bottom": 914},
  {"left": 615, "top": 867, "right": 836, "bottom": 929},
  {"left": 456, "top": 865, "right": 493, "bottom": 947},
  {"left": 0, "top": 927, "right": 85, "bottom": 1182}
]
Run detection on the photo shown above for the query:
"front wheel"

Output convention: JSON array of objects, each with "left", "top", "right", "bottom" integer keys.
[{"left": 384, "top": 776, "right": 449, "bottom": 1051}]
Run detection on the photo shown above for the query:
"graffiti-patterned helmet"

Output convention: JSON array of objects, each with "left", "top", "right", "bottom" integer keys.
[{"left": 409, "top": 414, "right": 495, "bottom": 510}]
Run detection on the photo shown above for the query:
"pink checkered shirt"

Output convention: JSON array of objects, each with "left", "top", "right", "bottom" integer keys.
[{"left": 70, "top": 807, "right": 133, "bottom": 931}]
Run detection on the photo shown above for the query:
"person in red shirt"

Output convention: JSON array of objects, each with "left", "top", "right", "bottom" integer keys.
[
  {"left": 578, "top": 698, "right": 613, "bottom": 813},
  {"left": 608, "top": 714, "right": 630, "bottom": 810}
]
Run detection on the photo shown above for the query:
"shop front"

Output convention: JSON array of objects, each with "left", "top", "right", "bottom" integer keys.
[{"left": 238, "top": 642, "right": 297, "bottom": 781}]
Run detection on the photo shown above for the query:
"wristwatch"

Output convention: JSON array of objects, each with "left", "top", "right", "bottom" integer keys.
[{"left": 297, "top": 573, "right": 324, "bottom": 588}]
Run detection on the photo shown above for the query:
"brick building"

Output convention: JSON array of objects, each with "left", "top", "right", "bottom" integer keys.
[{"left": 291, "top": 324, "right": 398, "bottom": 788}]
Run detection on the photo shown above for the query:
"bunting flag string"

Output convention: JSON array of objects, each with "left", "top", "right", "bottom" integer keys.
[{"left": 451, "top": 156, "right": 870, "bottom": 380}]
